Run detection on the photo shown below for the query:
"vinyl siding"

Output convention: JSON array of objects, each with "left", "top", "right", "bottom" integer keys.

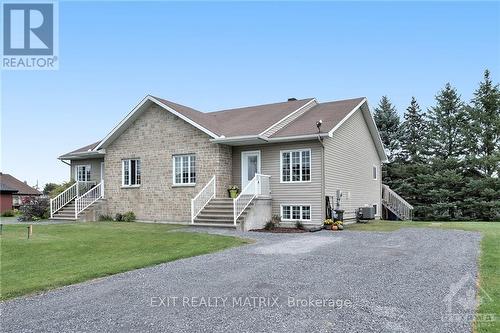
[
  {"left": 70, "top": 158, "right": 104, "bottom": 183},
  {"left": 232, "top": 141, "right": 323, "bottom": 225},
  {"left": 324, "top": 108, "right": 382, "bottom": 219}
]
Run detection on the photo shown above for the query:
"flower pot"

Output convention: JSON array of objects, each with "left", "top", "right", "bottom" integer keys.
[
  {"left": 324, "top": 224, "right": 332, "bottom": 230},
  {"left": 337, "top": 224, "right": 344, "bottom": 230},
  {"left": 331, "top": 225, "right": 339, "bottom": 231},
  {"left": 228, "top": 189, "right": 239, "bottom": 199}
]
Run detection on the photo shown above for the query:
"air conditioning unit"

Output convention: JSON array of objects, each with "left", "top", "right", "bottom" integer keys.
[{"left": 358, "top": 207, "right": 375, "bottom": 220}]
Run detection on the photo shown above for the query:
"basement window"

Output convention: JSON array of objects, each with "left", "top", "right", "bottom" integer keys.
[
  {"left": 122, "top": 159, "right": 141, "bottom": 186},
  {"left": 281, "top": 205, "right": 311, "bottom": 221},
  {"left": 173, "top": 154, "right": 196, "bottom": 185}
]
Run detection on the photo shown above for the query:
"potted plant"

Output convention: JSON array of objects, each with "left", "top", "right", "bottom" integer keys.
[
  {"left": 323, "top": 218, "right": 333, "bottom": 230},
  {"left": 333, "top": 219, "right": 344, "bottom": 231},
  {"left": 227, "top": 185, "right": 239, "bottom": 198}
]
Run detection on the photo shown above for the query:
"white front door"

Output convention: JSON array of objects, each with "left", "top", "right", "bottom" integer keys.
[{"left": 241, "top": 151, "right": 261, "bottom": 189}]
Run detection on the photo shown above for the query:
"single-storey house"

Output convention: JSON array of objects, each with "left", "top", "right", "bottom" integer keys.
[
  {"left": 0, "top": 173, "right": 42, "bottom": 209},
  {"left": 52, "top": 95, "right": 412, "bottom": 229},
  {"left": 0, "top": 183, "right": 18, "bottom": 213}
]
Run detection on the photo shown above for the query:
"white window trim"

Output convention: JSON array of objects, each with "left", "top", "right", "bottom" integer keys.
[
  {"left": 373, "top": 164, "right": 378, "bottom": 180},
  {"left": 279, "top": 148, "right": 312, "bottom": 183},
  {"left": 372, "top": 203, "right": 379, "bottom": 216},
  {"left": 122, "top": 159, "right": 141, "bottom": 187},
  {"left": 172, "top": 154, "right": 196, "bottom": 186},
  {"left": 280, "top": 204, "right": 312, "bottom": 222},
  {"left": 74, "top": 165, "right": 91, "bottom": 182}
]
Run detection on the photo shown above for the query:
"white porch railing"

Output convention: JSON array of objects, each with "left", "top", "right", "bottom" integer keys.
[
  {"left": 50, "top": 182, "right": 78, "bottom": 218},
  {"left": 75, "top": 182, "right": 104, "bottom": 219},
  {"left": 233, "top": 174, "right": 271, "bottom": 225},
  {"left": 382, "top": 184, "right": 414, "bottom": 220},
  {"left": 191, "top": 175, "right": 216, "bottom": 223}
]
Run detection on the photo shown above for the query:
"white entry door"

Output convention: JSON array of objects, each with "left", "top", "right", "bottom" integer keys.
[{"left": 241, "top": 151, "right": 261, "bottom": 189}]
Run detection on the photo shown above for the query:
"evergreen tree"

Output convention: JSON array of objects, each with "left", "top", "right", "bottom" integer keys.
[
  {"left": 427, "top": 83, "right": 468, "bottom": 160},
  {"left": 398, "top": 97, "right": 428, "bottom": 163},
  {"left": 373, "top": 96, "right": 400, "bottom": 161},
  {"left": 469, "top": 69, "right": 500, "bottom": 177}
]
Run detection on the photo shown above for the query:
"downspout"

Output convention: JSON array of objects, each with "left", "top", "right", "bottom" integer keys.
[{"left": 316, "top": 125, "right": 325, "bottom": 223}]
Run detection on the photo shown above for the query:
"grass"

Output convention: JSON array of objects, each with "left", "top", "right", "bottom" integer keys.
[
  {"left": 0, "top": 222, "right": 248, "bottom": 301},
  {"left": 346, "top": 220, "right": 499, "bottom": 333}
]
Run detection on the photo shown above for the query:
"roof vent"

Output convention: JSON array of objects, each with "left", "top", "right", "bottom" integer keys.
[{"left": 288, "top": 98, "right": 297, "bottom": 101}]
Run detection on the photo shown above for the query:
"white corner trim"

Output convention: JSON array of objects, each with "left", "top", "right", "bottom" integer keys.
[
  {"left": 327, "top": 98, "right": 367, "bottom": 137},
  {"left": 95, "top": 95, "right": 220, "bottom": 151},
  {"left": 258, "top": 98, "right": 318, "bottom": 137}
]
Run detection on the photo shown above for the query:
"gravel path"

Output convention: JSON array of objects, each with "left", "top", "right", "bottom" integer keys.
[{"left": 1, "top": 227, "right": 481, "bottom": 333}]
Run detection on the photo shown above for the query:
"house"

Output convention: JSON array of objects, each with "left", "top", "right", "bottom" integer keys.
[
  {"left": 52, "top": 95, "right": 413, "bottom": 229},
  {"left": 0, "top": 183, "right": 18, "bottom": 213},
  {"left": 0, "top": 173, "right": 42, "bottom": 209}
]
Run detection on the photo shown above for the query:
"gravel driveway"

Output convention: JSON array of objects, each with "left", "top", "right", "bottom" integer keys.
[{"left": 1, "top": 227, "right": 481, "bottom": 333}]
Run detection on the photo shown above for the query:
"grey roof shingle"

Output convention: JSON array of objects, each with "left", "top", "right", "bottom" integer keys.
[{"left": 64, "top": 96, "right": 365, "bottom": 155}]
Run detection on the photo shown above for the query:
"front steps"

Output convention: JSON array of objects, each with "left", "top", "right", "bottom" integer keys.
[
  {"left": 193, "top": 198, "right": 252, "bottom": 226},
  {"left": 51, "top": 200, "right": 77, "bottom": 220}
]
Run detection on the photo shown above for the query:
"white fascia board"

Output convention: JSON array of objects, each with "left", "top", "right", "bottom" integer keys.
[
  {"left": 95, "top": 95, "right": 220, "bottom": 151},
  {"left": 267, "top": 133, "right": 329, "bottom": 143},
  {"left": 149, "top": 96, "right": 220, "bottom": 139},
  {"left": 258, "top": 98, "right": 318, "bottom": 137},
  {"left": 327, "top": 98, "right": 367, "bottom": 137},
  {"left": 327, "top": 98, "right": 388, "bottom": 162},
  {"left": 362, "top": 100, "right": 388, "bottom": 162},
  {"left": 95, "top": 96, "right": 152, "bottom": 150}
]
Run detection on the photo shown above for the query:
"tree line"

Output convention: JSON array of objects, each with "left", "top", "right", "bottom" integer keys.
[{"left": 373, "top": 70, "right": 499, "bottom": 221}]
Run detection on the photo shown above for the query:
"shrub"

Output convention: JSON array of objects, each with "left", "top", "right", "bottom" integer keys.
[
  {"left": 1, "top": 209, "right": 15, "bottom": 217},
  {"left": 98, "top": 214, "right": 113, "bottom": 221},
  {"left": 49, "top": 180, "right": 76, "bottom": 198},
  {"left": 114, "top": 213, "right": 123, "bottom": 222},
  {"left": 295, "top": 220, "right": 304, "bottom": 230},
  {"left": 122, "top": 211, "right": 136, "bottom": 222},
  {"left": 264, "top": 220, "right": 275, "bottom": 230},
  {"left": 18, "top": 197, "right": 49, "bottom": 221}
]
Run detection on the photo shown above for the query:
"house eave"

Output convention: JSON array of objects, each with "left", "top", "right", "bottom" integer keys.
[
  {"left": 211, "top": 133, "right": 329, "bottom": 145},
  {"left": 58, "top": 150, "right": 105, "bottom": 160}
]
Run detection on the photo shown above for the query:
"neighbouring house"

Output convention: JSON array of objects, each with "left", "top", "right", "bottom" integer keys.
[
  {"left": 0, "top": 183, "right": 18, "bottom": 213},
  {"left": 0, "top": 173, "right": 42, "bottom": 209},
  {"left": 52, "top": 95, "right": 413, "bottom": 229}
]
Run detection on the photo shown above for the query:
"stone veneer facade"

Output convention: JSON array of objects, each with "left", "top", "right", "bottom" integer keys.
[{"left": 103, "top": 105, "right": 232, "bottom": 222}]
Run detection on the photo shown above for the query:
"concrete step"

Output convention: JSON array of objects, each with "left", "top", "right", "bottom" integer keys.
[{"left": 194, "top": 216, "right": 234, "bottom": 222}]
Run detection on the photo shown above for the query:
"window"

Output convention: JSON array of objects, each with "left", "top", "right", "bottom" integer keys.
[
  {"left": 173, "top": 154, "right": 196, "bottom": 185},
  {"left": 281, "top": 205, "right": 311, "bottom": 221},
  {"left": 373, "top": 204, "right": 378, "bottom": 215},
  {"left": 372, "top": 165, "right": 378, "bottom": 180},
  {"left": 75, "top": 165, "right": 91, "bottom": 182},
  {"left": 122, "top": 159, "right": 141, "bottom": 186},
  {"left": 281, "top": 149, "right": 311, "bottom": 182}
]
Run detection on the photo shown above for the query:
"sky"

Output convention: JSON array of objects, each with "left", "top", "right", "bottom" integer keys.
[{"left": 1, "top": 1, "right": 499, "bottom": 188}]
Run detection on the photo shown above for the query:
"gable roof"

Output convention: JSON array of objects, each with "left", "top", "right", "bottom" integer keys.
[
  {"left": 61, "top": 95, "right": 387, "bottom": 161},
  {"left": 0, "top": 173, "right": 41, "bottom": 195},
  {"left": 270, "top": 98, "right": 365, "bottom": 138}
]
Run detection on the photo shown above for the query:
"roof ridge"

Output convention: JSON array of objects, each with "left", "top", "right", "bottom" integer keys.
[{"left": 206, "top": 97, "right": 315, "bottom": 115}]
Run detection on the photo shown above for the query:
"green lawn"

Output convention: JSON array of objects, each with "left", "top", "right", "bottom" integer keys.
[
  {"left": 0, "top": 222, "right": 248, "bottom": 301},
  {"left": 346, "top": 220, "right": 499, "bottom": 333}
]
